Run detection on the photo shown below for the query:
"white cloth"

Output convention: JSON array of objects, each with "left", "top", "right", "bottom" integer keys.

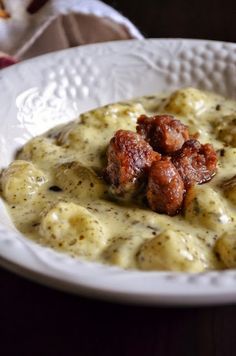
[{"left": 0, "top": 0, "right": 143, "bottom": 59}]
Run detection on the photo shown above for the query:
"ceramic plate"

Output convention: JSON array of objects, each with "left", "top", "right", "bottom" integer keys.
[{"left": 0, "top": 39, "right": 236, "bottom": 306}]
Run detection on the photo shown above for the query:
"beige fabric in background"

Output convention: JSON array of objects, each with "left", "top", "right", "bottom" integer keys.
[
  {"left": 22, "top": 12, "right": 132, "bottom": 59},
  {"left": 0, "top": 0, "right": 142, "bottom": 61}
]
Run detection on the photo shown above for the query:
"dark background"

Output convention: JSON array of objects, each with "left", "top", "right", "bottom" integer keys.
[
  {"left": 105, "top": 0, "right": 236, "bottom": 43},
  {"left": 1, "top": 1, "right": 236, "bottom": 355}
]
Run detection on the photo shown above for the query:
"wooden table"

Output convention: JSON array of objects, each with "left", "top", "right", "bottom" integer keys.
[
  {"left": 1, "top": 267, "right": 236, "bottom": 355},
  {"left": 1, "top": 1, "right": 236, "bottom": 354}
]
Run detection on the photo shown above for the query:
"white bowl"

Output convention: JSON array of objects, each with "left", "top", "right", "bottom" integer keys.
[{"left": 0, "top": 39, "right": 236, "bottom": 305}]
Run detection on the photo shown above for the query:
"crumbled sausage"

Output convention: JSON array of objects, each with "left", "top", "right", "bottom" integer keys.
[
  {"left": 147, "top": 158, "right": 185, "bottom": 216},
  {"left": 105, "top": 130, "right": 160, "bottom": 195},
  {"left": 172, "top": 139, "right": 217, "bottom": 189},
  {"left": 137, "top": 114, "right": 189, "bottom": 154},
  {"left": 105, "top": 117, "right": 217, "bottom": 215}
]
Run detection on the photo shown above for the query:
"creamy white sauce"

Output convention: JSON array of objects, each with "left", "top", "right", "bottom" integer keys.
[{"left": 1, "top": 87, "right": 236, "bottom": 272}]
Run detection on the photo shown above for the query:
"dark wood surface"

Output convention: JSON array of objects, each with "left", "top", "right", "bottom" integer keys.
[
  {"left": 1, "top": 267, "right": 236, "bottom": 356},
  {"left": 1, "top": 1, "right": 236, "bottom": 355}
]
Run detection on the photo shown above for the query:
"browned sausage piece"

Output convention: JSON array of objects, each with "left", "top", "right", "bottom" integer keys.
[
  {"left": 172, "top": 139, "right": 217, "bottom": 189},
  {"left": 137, "top": 114, "right": 189, "bottom": 154},
  {"left": 105, "top": 130, "right": 160, "bottom": 195},
  {"left": 147, "top": 158, "right": 185, "bottom": 216}
]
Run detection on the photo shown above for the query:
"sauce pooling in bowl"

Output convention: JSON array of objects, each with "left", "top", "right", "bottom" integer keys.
[{"left": 1, "top": 87, "right": 236, "bottom": 272}]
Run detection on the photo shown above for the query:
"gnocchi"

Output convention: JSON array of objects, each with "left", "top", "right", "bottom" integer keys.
[
  {"left": 1, "top": 160, "right": 46, "bottom": 204},
  {"left": 184, "top": 185, "right": 231, "bottom": 232},
  {"left": 216, "top": 114, "right": 236, "bottom": 147},
  {"left": 215, "top": 233, "right": 236, "bottom": 268},
  {"left": 55, "top": 161, "right": 106, "bottom": 200},
  {"left": 1, "top": 87, "right": 236, "bottom": 272},
  {"left": 136, "top": 230, "right": 217, "bottom": 272},
  {"left": 164, "top": 87, "right": 208, "bottom": 117},
  {"left": 39, "top": 202, "right": 107, "bottom": 257}
]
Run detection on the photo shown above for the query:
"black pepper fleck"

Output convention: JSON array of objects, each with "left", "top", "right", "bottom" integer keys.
[
  {"left": 220, "top": 149, "right": 225, "bottom": 157},
  {"left": 49, "top": 186, "right": 63, "bottom": 192},
  {"left": 32, "top": 222, "right": 39, "bottom": 227}
]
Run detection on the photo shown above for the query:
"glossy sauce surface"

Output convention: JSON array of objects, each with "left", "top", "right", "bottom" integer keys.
[{"left": 1, "top": 88, "right": 236, "bottom": 272}]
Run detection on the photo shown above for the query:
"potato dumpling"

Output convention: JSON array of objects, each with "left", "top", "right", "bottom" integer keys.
[
  {"left": 0, "top": 160, "right": 46, "bottom": 204},
  {"left": 17, "top": 136, "right": 64, "bottom": 168},
  {"left": 215, "top": 233, "right": 236, "bottom": 268},
  {"left": 184, "top": 185, "right": 231, "bottom": 231},
  {"left": 80, "top": 102, "right": 145, "bottom": 130},
  {"left": 216, "top": 114, "right": 236, "bottom": 147},
  {"left": 164, "top": 87, "right": 208, "bottom": 116},
  {"left": 52, "top": 104, "right": 145, "bottom": 169},
  {"left": 102, "top": 235, "right": 143, "bottom": 268},
  {"left": 136, "top": 230, "right": 215, "bottom": 272},
  {"left": 55, "top": 161, "right": 107, "bottom": 200},
  {"left": 218, "top": 147, "right": 236, "bottom": 169},
  {"left": 55, "top": 103, "right": 145, "bottom": 148},
  {"left": 218, "top": 148, "right": 236, "bottom": 185},
  {"left": 53, "top": 121, "right": 109, "bottom": 169},
  {"left": 39, "top": 202, "right": 106, "bottom": 257}
]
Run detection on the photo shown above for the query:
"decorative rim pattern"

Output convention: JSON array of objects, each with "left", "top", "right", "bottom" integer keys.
[{"left": 0, "top": 39, "right": 236, "bottom": 305}]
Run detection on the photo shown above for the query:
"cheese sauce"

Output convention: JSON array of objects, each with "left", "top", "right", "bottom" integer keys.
[{"left": 1, "top": 87, "right": 236, "bottom": 272}]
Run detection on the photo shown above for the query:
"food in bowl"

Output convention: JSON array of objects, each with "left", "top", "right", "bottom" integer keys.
[{"left": 1, "top": 87, "right": 236, "bottom": 272}]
